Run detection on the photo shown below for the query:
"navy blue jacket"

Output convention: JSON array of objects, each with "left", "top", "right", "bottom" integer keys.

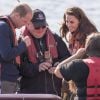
[{"left": 0, "top": 20, "right": 26, "bottom": 82}]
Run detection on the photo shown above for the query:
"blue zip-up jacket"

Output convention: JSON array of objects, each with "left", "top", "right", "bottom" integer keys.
[{"left": 0, "top": 19, "right": 26, "bottom": 82}]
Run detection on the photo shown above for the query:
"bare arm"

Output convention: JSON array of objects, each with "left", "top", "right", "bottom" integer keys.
[
  {"left": 54, "top": 66, "right": 63, "bottom": 79},
  {"left": 59, "top": 48, "right": 86, "bottom": 66},
  {"left": 54, "top": 48, "right": 86, "bottom": 78}
]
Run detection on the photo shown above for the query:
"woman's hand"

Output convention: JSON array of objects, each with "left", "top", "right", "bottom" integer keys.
[{"left": 75, "top": 48, "right": 86, "bottom": 58}]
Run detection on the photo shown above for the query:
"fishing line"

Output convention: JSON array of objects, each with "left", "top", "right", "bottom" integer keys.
[{"left": 51, "top": 73, "right": 58, "bottom": 96}]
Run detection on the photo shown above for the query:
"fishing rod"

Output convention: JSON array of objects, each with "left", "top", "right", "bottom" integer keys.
[{"left": 17, "top": 0, "right": 20, "bottom": 3}]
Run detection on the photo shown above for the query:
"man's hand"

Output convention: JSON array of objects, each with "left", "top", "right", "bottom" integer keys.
[
  {"left": 48, "top": 67, "right": 56, "bottom": 74},
  {"left": 39, "top": 62, "right": 52, "bottom": 72},
  {"left": 23, "top": 36, "right": 31, "bottom": 47}
]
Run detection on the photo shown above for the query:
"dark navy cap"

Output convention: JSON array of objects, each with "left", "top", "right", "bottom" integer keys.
[{"left": 31, "top": 9, "right": 47, "bottom": 27}]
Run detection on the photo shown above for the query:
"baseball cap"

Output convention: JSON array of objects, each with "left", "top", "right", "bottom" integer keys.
[{"left": 31, "top": 9, "right": 47, "bottom": 27}]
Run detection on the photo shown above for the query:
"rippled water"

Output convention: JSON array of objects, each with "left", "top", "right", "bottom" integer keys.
[{"left": 1, "top": 0, "right": 100, "bottom": 35}]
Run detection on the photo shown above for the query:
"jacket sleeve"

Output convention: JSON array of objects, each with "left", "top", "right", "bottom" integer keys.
[
  {"left": 0, "top": 22, "right": 26, "bottom": 61},
  {"left": 60, "top": 60, "right": 89, "bottom": 81},
  {"left": 19, "top": 52, "right": 39, "bottom": 77},
  {"left": 53, "top": 34, "right": 71, "bottom": 63}
]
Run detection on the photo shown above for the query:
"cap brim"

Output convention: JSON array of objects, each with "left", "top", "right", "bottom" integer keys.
[{"left": 33, "top": 20, "right": 47, "bottom": 27}]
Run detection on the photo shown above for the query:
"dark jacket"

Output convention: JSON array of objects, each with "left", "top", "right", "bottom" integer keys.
[
  {"left": 0, "top": 19, "right": 26, "bottom": 82},
  {"left": 19, "top": 31, "right": 71, "bottom": 96},
  {"left": 60, "top": 59, "right": 89, "bottom": 100}
]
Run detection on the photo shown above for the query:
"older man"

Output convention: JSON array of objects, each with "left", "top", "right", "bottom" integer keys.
[{"left": 19, "top": 9, "right": 71, "bottom": 96}]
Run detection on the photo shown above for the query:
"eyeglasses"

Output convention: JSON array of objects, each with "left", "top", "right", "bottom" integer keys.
[{"left": 35, "top": 26, "right": 46, "bottom": 30}]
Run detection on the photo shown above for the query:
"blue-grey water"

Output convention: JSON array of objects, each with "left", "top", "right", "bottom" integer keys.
[{"left": 1, "top": 0, "right": 100, "bottom": 35}]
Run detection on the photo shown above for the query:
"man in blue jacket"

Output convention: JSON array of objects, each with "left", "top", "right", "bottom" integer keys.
[{"left": 0, "top": 3, "right": 32, "bottom": 93}]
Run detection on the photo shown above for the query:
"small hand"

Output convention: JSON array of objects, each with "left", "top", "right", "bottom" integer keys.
[
  {"left": 23, "top": 36, "right": 31, "bottom": 47},
  {"left": 75, "top": 48, "right": 86, "bottom": 58}
]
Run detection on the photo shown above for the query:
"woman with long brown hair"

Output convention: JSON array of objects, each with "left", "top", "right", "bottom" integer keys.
[
  {"left": 60, "top": 6, "right": 98, "bottom": 100},
  {"left": 60, "top": 6, "right": 97, "bottom": 54}
]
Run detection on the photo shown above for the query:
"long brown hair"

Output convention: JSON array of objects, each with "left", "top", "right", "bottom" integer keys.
[{"left": 60, "top": 7, "right": 98, "bottom": 41}]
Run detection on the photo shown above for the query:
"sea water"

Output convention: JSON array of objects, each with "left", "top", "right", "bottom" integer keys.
[{"left": 1, "top": 0, "right": 100, "bottom": 35}]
